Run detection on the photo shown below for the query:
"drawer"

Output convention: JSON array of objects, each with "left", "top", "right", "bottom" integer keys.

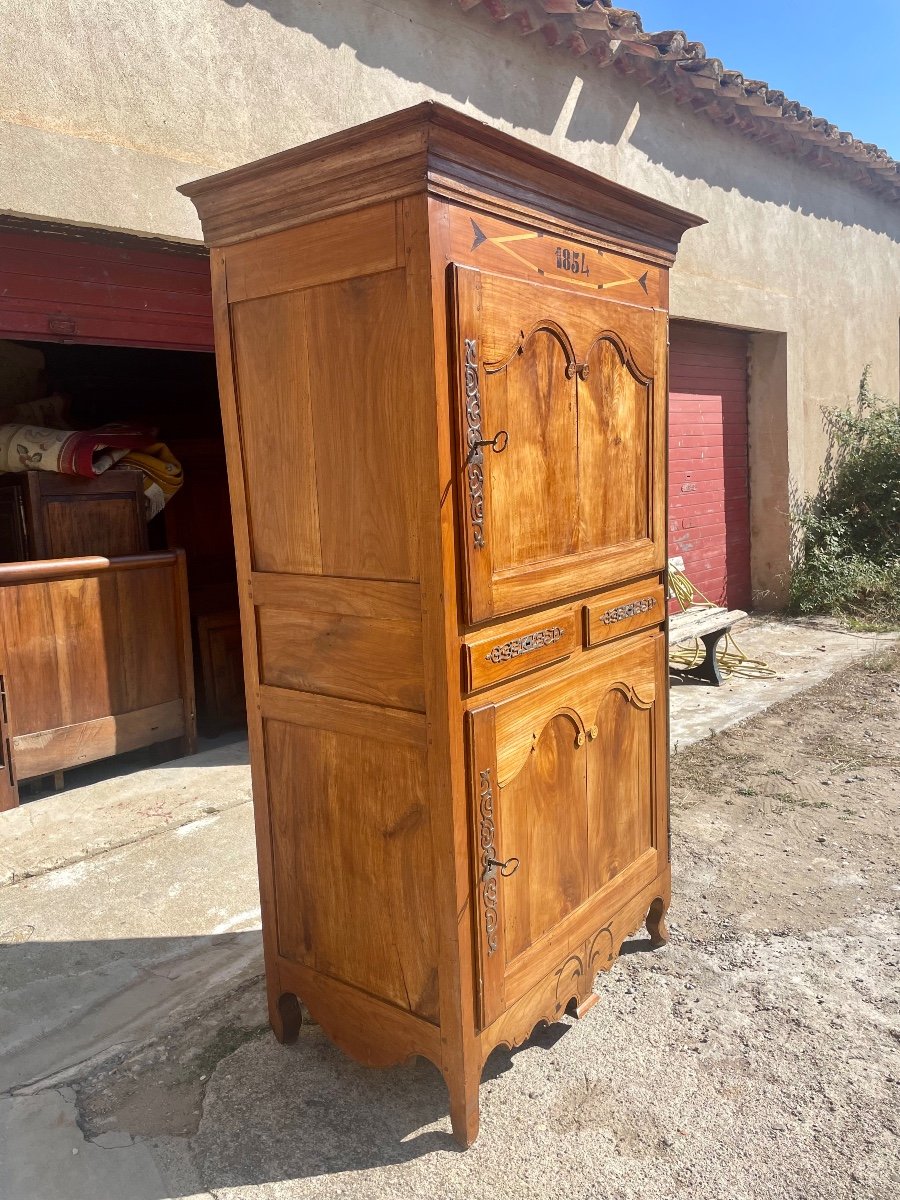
[
  {"left": 583, "top": 578, "right": 665, "bottom": 648},
  {"left": 463, "top": 611, "right": 578, "bottom": 692}
]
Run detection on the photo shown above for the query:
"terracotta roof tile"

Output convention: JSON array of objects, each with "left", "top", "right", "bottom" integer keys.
[{"left": 453, "top": 0, "right": 899, "bottom": 198}]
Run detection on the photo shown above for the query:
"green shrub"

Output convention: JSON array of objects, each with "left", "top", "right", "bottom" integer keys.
[{"left": 790, "top": 368, "right": 900, "bottom": 627}]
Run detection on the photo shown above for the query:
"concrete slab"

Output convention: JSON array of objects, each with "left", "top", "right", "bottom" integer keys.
[
  {"left": 0, "top": 616, "right": 895, "bottom": 1200},
  {"left": 0, "top": 801, "right": 261, "bottom": 1092},
  {"left": 0, "top": 737, "right": 250, "bottom": 886},
  {"left": 0, "top": 1091, "right": 171, "bottom": 1200},
  {"left": 670, "top": 614, "right": 897, "bottom": 750}
]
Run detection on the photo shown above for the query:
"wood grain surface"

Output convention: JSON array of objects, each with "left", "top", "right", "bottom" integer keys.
[
  {"left": 186, "top": 104, "right": 692, "bottom": 1147},
  {"left": 0, "top": 551, "right": 196, "bottom": 788}
]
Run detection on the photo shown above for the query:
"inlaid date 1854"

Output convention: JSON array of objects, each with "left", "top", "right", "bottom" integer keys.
[{"left": 555, "top": 246, "right": 589, "bottom": 276}]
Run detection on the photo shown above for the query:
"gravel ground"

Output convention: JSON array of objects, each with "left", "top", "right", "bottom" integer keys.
[{"left": 66, "top": 646, "right": 900, "bottom": 1200}]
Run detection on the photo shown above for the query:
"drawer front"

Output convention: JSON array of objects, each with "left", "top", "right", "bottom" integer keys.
[
  {"left": 583, "top": 578, "right": 665, "bottom": 648},
  {"left": 464, "top": 612, "right": 577, "bottom": 692}
]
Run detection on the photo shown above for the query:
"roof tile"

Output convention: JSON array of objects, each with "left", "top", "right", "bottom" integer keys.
[{"left": 452, "top": 0, "right": 899, "bottom": 198}]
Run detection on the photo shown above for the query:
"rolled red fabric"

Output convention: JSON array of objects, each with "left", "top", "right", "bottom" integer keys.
[{"left": 0, "top": 422, "right": 156, "bottom": 477}]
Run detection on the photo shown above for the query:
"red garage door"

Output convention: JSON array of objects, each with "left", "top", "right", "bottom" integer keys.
[
  {"left": 669, "top": 322, "right": 751, "bottom": 610},
  {"left": 0, "top": 222, "right": 213, "bottom": 350}
]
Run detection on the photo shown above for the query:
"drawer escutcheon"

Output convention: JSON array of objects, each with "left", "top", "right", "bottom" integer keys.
[
  {"left": 484, "top": 625, "right": 565, "bottom": 664},
  {"left": 465, "top": 613, "right": 577, "bottom": 691},
  {"left": 584, "top": 580, "right": 665, "bottom": 649},
  {"left": 600, "top": 596, "right": 657, "bottom": 625}
]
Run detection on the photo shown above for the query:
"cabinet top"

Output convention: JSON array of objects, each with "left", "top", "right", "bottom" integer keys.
[{"left": 179, "top": 102, "right": 703, "bottom": 261}]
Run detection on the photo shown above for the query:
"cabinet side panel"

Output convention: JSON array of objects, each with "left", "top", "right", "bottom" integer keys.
[
  {"left": 257, "top": 607, "right": 425, "bottom": 712},
  {"left": 218, "top": 203, "right": 439, "bottom": 1034},
  {"left": 303, "top": 269, "right": 418, "bottom": 581},
  {"left": 265, "top": 718, "right": 440, "bottom": 1023},
  {"left": 228, "top": 210, "right": 418, "bottom": 583},
  {"left": 231, "top": 292, "right": 322, "bottom": 576}
]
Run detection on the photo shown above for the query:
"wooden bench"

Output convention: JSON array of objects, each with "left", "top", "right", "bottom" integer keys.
[{"left": 669, "top": 603, "right": 748, "bottom": 686}]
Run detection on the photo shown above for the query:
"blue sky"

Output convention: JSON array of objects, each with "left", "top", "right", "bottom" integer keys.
[{"left": 630, "top": 2, "right": 899, "bottom": 157}]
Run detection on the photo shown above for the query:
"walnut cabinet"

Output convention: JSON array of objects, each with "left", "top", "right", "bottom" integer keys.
[
  {"left": 0, "top": 469, "right": 148, "bottom": 562},
  {"left": 181, "top": 103, "right": 701, "bottom": 1146}
]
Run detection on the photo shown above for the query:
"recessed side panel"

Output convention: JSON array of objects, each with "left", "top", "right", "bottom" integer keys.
[
  {"left": 231, "top": 290, "right": 322, "bottom": 576},
  {"left": 257, "top": 607, "right": 425, "bottom": 711},
  {"left": 265, "top": 717, "right": 440, "bottom": 1024},
  {"left": 231, "top": 267, "right": 419, "bottom": 581}
]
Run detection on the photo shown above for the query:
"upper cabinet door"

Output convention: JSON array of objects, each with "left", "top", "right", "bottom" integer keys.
[{"left": 453, "top": 265, "right": 667, "bottom": 623}]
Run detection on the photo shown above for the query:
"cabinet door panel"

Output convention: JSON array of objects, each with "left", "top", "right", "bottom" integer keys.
[
  {"left": 453, "top": 265, "right": 665, "bottom": 622},
  {"left": 578, "top": 335, "right": 651, "bottom": 550},
  {"left": 469, "top": 631, "right": 667, "bottom": 1029},
  {"left": 501, "top": 713, "right": 589, "bottom": 961},
  {"left": 588, "top": 684, "right": 654, "bottom": 892},
  {"left": 488, "top": 332, "right": 578, "bottom": 570}
]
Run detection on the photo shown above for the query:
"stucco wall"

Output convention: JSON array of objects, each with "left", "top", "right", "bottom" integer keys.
[{"left": 2, "top": 0, "right": 899, "bottom": 601}]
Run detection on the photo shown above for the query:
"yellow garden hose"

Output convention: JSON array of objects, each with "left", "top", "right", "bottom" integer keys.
[{"left": 669, "top": 563, "right": 776, "bottom": 680}]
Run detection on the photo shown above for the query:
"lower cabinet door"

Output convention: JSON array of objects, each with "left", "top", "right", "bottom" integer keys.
[{"left": 468, "top": 629, "right": 667, "bottom": 1028}]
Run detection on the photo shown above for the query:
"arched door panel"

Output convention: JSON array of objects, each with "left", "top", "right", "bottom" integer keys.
[
  {"left": 499, "top": 712, "right": 589, "bottom": 962},
  {"left": 587, "top": 685, "right": 654, "bottom": 893},
  {"left": 468, "top": 631, "right": 668, "bottom": 1029},
  {"left": 453, "top": 265, "right": 666, "bottom": 622},
  {"left": 578, "top": 335, "right": 651, "bottom": 551}
]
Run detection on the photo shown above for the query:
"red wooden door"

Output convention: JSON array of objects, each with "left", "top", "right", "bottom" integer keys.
[
  {"left": 0, "top": 226, "right": 213, "bottom": 350},
  {"left": 668, "top": 322, "right": 751, "bottom": 609}
]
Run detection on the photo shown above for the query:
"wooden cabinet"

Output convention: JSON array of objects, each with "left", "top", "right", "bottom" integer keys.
[
  {"left": 0, "top": 551, "right": 196, "bottom": 809},
  {"left": 195, "top": 610, "right": 246, "bottom": 733},
  {"left": 181, "top": 102, "right": 701, "bottom": 1146},
  {"left": 0, "top": 469, "right": 147, "bottom": 562},
  {"left": 163, "top": 437, "right": 244, "bottom": 732}
]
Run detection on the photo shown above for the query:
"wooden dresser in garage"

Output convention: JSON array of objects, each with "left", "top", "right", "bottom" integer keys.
[{"left": 181, "top": 103, "right": 702, "bottom": 1146}]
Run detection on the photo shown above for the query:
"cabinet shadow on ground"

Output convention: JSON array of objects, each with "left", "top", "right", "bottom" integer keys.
[{"left": 1, "top": 929, "right": 658, "bottom": 1193}]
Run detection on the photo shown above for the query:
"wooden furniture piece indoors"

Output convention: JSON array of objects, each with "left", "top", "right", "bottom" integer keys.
[
  {"left": 164, "top": 437, "right": 244, "bottom": 732},
  {"left": 180, "top": 103, "right": 702, "bottom": 1146},
  {"left": 195, "top": 610, "right": 246, "bottom": 733},
  {"left": 0, "top": 550, "right": 196, "bottom": 810},
  {"left": 0, "top": 468, "right": 148, "bottom": 562}
]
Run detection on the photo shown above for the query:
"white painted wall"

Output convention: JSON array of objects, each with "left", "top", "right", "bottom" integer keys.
[{"left": 2, "top": 0, "right": 898, "bottom": 599}]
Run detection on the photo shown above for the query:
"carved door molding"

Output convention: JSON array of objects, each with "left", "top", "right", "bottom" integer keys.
[
  {"left": 468, "top": 632, "right": 667, "bottom": 1030},
  {"left": 452, "top": 264, "right": 667, "bottom": 623}
]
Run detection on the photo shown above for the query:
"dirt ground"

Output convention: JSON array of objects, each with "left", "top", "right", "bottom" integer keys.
[{"left": 61, "top": 646, "right": 900, "bottom": 1199}]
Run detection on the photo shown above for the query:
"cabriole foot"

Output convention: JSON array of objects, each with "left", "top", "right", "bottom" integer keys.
[
  {"left": 646, "top": 897, "right": 670, "bottom": 949},
  {"left": 271, "top": 991, "right": 301, "bottom": 1045},
  {"left": 448, "top": 1080, "right": 480, "bottom": 1148}
]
